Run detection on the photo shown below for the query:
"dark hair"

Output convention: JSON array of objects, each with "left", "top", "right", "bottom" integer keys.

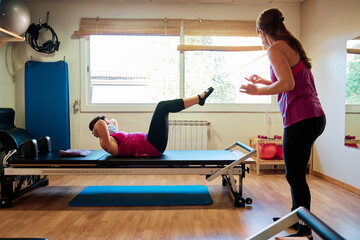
[
  {"left": 89, "top": 115, "right": 106, "bottom": 131},
  {"left": 257, "top": 8, "right": 312, "bottom": 69}
]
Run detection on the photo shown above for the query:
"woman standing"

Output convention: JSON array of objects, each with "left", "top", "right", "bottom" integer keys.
[{"left": 240, "top": 8, "right": 326, "bottom": 239}]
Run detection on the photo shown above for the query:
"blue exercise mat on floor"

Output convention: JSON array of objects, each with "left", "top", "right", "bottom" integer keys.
[{"left": 69, "top": 185, "right": 213, "bottom": 206}]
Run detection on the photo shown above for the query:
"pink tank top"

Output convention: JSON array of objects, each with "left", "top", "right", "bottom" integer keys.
[
  {"left": 271, "top": 60, "right": 325, "bottom": 127},
  {"left": 110, "top": 131, "right": 162, "bottom": 157}
]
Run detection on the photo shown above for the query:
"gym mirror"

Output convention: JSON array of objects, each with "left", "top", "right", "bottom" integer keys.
[{"left": 345, "top": 36, "right": 360, "bottom": 149}]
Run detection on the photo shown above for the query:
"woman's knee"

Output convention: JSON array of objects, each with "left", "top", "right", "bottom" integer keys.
[
  {"left": 153, "top": 102, "right": 165, "bottom": 116},
  {"left": 285, "top": 171, "right": 307, "bottom": 187},
  {"left": 156, "top": 100, "right": 165, "bottom": 107},
  {"left": 155, "top": 100, "right": 169, "bottom": 111},
  {"left": 285, "top": 171, "right": 295, "bottom": 185}
]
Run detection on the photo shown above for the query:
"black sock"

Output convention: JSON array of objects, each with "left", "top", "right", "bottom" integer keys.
[{"left": 287, "top": 224, "right": 312, "bottom": 239}]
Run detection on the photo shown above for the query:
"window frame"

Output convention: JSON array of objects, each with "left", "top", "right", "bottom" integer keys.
[
  {"left": 78, "top": 18, "right": 279, "bottom": 113},
  {"left": 345, "top": 41, "right": 360, "bottom": 114},
  {"left": 80, "top": 37, "right": 279, "bottom": 113}
]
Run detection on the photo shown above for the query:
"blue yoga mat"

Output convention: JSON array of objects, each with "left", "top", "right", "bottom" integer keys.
[{"left": 69, "top": 185, "right": 213, "bottom": 206}]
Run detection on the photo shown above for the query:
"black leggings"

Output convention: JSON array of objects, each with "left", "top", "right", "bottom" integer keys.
[
  {"left": 147, "top": 99, "right": 185, "bottom": 153},
  {"left": 283, "top": 116, "right": 326, "bottom": 211}
]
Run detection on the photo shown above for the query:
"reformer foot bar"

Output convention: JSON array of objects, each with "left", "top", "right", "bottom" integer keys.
[
  {"left": 245, "top": 207, "right": 345, "bottom": 240},
  {"left": 1, "top": 141, "right": 255, "bottom": 208}
]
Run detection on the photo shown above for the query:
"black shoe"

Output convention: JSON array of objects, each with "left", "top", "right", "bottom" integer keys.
[
  {"left": 273, "top": 217, "right": 299, "bottom": 230},
  {"left": 286, "top": 225, "right": 313, "bottom": 240},
  {"left": 198, "top": 87, "right": 214, "bottom": 106}
]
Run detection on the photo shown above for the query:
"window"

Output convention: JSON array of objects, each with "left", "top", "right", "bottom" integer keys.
[
  {"left": 183, "top": 36, "right": 270, "bottom": 104},
  {"left": 346, "top": 39, "right": 360, "bottom": 106},
  {"left": 77, "top": 18, "right": 277, "bottom": 112},
  {"left": 346, "top": 38, "right": 360, "bottom": 113},
  {"left": 90, "top": 35, "right": 180, "bottom": 104}
]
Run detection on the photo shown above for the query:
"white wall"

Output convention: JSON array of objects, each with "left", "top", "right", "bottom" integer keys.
[
  {"left": 0, "top": 44, "right": 16, "bottom": 110},
  {"left": 301, "top": 0, "right": 360, "bottom": 189}
]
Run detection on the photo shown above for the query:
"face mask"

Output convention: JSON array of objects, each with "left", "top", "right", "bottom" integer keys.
[
  {"left": 108, "top": 123, "right": 117, "bottom": 134},
  {"left": 262, "top": 36, "right": 270, "bottom": 49}
]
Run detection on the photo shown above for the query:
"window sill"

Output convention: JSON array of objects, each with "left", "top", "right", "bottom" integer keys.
[{"left": 346, "top": 105, "right": 360, "bottom": 113}]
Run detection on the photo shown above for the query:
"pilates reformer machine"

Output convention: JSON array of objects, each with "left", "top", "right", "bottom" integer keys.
[
  {"left": 0, "top": 107, "right": 257, "bottom": 208},
  {"left": 1, "top": 142, "right": 255, "bottom": 208},
  {"left": 0, "top": 107, "right": 256, "bottom": 208}
]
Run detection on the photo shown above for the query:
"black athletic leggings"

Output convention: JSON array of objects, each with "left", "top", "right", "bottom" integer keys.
[
  {"left": 283, "top": 116, "right": 326, "bottom": 211},
  {"left": 147, "top": 99, "right": 185, "bottom": 153}
]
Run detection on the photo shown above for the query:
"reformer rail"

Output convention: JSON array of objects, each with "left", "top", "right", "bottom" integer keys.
[{"left": 246, "top": 207, "right": 345, "bottom": 240}]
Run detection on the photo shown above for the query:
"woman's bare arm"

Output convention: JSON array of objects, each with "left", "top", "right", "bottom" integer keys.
[
  {"left": 93, "top": 120, "right": 118, "bottom": 155},
  {"left": 241, "top": 41, "right": 295, "bottom": 95}
]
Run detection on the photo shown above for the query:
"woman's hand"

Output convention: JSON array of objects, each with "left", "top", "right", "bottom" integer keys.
[
  {"left": 240, "top": 83, "right": 259, "bottom": 95},
  {"left": 93, "top": 120, "right": 118, "bottom": 155},
  {"left": 245, "top": 74, "right": 263, "bottom": 84},
  {"left": 109, "top": 119, "right": 119, "bottom": 132},
  {"left": 240, "top": 74, "right": 261, "bottom": 95},
  {"left": 245, "top": 74, "right": 273, "bottom": 86}
]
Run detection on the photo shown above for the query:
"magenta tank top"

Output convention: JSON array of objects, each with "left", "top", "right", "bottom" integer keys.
[
  {"left": 110, "top": 131, "right": 162, "bottom": 157},
  {"left": 270, "top": 60, "right": 325, "bottom": 127}
]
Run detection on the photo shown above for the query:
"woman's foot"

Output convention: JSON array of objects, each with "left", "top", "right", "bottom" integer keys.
[
  {"left": 286, "top": 225, "right": 313, "bottom": 240},
  {"left": 198, "top": 87, "right": 214, "bottom": 106}
]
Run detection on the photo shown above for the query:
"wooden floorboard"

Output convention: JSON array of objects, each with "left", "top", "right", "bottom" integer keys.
[{"left": 0, "top": 170, "right": 359, "bottom": 240}]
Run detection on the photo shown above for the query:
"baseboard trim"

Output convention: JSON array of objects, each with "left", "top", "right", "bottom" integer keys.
[{"left": 311, "top": 170, "right": 360, "bottom": 195}]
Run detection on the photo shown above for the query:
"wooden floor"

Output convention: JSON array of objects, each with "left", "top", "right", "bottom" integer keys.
[{"left": 0, "top": 170, "right": 359, "bottom": 240}]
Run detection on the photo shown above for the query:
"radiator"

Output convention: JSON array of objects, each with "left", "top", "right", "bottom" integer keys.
[{"left": 167, "top": 120, "right": 209, "bottom": 150}]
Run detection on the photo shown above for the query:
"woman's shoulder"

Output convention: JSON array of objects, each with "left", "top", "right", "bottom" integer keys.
[
  {"left": 267, "top": 41, "right": 288, "bottom": 60},
  {"left": 269, "top": 40, "right": 299, "bottom": 64},
  {"left": 270, "top": 40, "right": 291, "bottom": 51},
  {"left": 94, "top": 119, "right": 108, "bottom": 132}
]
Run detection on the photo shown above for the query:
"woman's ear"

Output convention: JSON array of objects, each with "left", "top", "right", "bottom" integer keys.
[{"left": 258, "top": 29, "right": 263, "bottom": 36}]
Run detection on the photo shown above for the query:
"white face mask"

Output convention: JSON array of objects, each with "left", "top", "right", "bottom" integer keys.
[
  {"left": 263, "top": 41, "right": 270, "bottom": 49},
  {"left": 108, "top": 123, "right": 117, "bottom": 134},
  {"left": 262, "top": 36, "right": 270, "bottom": 49}
]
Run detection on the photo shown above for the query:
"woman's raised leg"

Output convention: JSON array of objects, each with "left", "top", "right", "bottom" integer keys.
[{"left": 147, "top": 87, "right": 214, "bottom": 153}]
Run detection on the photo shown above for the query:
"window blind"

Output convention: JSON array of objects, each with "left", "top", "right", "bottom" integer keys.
[{"left": 74, "top": 18, "right": 257, "bottom": 37}]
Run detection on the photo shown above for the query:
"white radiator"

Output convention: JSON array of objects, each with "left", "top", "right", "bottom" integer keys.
[{"left": 167, "top": 120, "right": 209, "bottom": 150}]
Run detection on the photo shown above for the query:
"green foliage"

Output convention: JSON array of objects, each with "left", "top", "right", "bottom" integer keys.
[
  {"left": 346, "top": 52, "right": 360, "bottom": 104},
  {"left": 184, "top": 36, "right": 236, "bottom": 103}
]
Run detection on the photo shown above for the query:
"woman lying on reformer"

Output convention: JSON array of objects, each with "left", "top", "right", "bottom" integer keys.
[{"left": 89, "top": 87, "right": 214, "bottom": 157}]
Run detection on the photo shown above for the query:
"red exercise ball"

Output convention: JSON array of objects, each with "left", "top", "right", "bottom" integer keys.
[
  {"left": 345, "top": 143, "right": 358, "bottom": 149},
  {"left": 257, "top": 143, "right": 277, "bottom": 159},
  {"left": 277, "top": 145, "right": 284, "bottom": 159}
]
